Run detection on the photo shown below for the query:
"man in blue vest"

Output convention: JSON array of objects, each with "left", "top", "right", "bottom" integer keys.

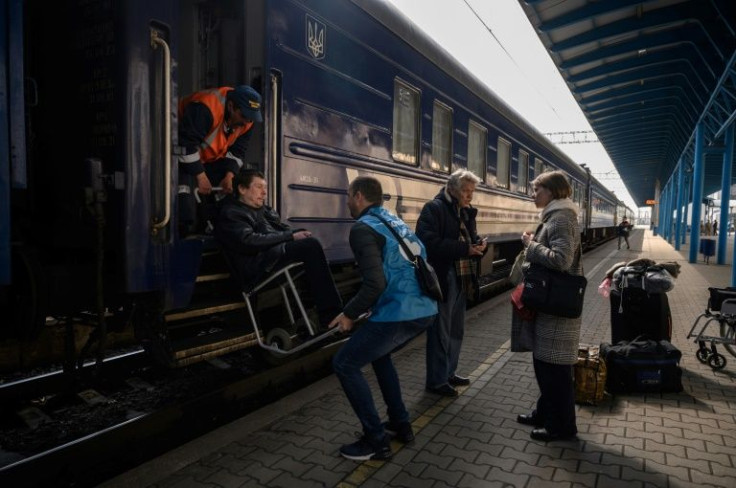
[{"left": 329, "top": 176, "right": 438, "bottom": 461}]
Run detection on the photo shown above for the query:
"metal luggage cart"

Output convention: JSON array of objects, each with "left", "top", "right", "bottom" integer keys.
[{"left": 687, "top": 287, "right": 736, "bottom": 370}]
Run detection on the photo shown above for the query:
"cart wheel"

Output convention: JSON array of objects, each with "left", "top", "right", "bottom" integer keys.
[
  {"left": 266, "top": 327, "right": 293, "bottom": 351},
  {"left": 708, "top": 353, "right": 727, "bottom": 370},
  {"left": 696, "top": 347, "right": 711, "bottom": 363}
]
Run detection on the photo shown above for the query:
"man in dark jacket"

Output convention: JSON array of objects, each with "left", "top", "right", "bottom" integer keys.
[
  {"left": 215, "top": 169, "right": 342, "bottom": 327},
  {"left": 329, "top": 176, "right": 436, "bottom": 461},
  {"left": 416, "top": 169, "right": 487, "bottom": 397}
]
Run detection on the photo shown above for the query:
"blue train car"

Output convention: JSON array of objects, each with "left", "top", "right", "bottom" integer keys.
[{"left": 0, "top": 0, "right": 623, "bottom": 368}]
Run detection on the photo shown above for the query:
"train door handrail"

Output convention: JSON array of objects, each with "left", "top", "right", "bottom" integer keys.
[{"left": 151, "top": 29, "right": 171, "bottom": 234}]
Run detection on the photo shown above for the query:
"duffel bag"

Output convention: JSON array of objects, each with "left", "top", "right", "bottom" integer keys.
[{"left": 601, "top": 339, "right": 683, "bottom": 394}]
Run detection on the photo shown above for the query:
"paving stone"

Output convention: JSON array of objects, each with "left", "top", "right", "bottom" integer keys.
[
  {"left": 551, "top": 468, "right": 597, "bottom": 486},
  {"left": 690, "top": 469, "right": 736, "bottom": 488},
  {"left": 620, "top": 466, "right": 668, "bottom": 485},
  {"left": 642, "top": 459, "right": 691, "bottom": 484},
  {"left": 476, "top": 451, "right": 516, "bottom": 472},
  {"left": 205, "top": 468, "right": 251, "bottom": 487},
  {"left": 511, "top": 460, "right": 554, "bottom": 481},
  {"left": 599, "top": 452, "right": 644, "bottom": 470},
  {"left": 605, "top": 433, "right": 644, "bottom": 450},
  {"left": 447, "top": 457, "right": 490, "bottom": 479},
  {"left": 484, "top": 467, "right": 529, "bottom": 486},
  {"left": 685, "top": 446, "right": 732, "bottom": 466},
  {"left": 457, "top": 473, "right": 507, "bottom": 488},
  {"left": 577, "top": 459, "right": 619, "bottom": 478}
]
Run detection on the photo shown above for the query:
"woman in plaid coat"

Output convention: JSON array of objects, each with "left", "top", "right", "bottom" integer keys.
[{"left": 513, "top": 170, "right": 583, "bottom": 442}]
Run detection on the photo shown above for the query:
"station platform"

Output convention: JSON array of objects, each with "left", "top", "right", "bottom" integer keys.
[{"left": 102, "top": 228, "right": 736, "bottom": 488}]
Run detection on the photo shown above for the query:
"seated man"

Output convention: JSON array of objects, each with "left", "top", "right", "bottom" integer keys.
[{"left": 215, "top": 169, "right": 343, "bottom": 328}]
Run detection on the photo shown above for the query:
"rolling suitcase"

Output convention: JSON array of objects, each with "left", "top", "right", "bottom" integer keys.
[{"left": 610, "top": 288, "right": 672, "bottom": 342}]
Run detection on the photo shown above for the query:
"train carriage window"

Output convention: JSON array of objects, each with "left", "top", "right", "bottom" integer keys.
[
  {"left": 496, "top": 137, "right": 511, "bottom": 189},
  {"left": 467, "top": 121, "right": 486, "bottom": 180},
  {"left": 392, "top": 80, "right": 420, "bottom": 165},
  {"left": 518, "top": 150, "right": 529, "bottom": 194},
  {"left": 431, "top": 101, "right": 453, "bottom": 173},
  {"left": 534, "top": 157, "right": 544, "bottom": 178}
]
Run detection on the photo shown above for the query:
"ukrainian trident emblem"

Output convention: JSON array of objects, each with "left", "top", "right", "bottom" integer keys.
[{"left": 306, "top": 15, "right": 325, "bottom": 59}]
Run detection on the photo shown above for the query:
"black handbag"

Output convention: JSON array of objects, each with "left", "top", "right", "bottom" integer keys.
[
  {"left": 375, "top": 215, "right": 443, "bottom": 302},
  {"left": 521, "top": 243, "right": 587, "bottom": 319}
]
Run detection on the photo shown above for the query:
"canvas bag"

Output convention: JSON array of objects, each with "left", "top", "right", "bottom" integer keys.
[{"left": 574, "top": 345, "right": 607, "bottom": 405}]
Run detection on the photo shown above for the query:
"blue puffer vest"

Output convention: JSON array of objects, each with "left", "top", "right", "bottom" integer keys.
[{"left": 359, "top": 207, "right": 438, "bottom": 322}]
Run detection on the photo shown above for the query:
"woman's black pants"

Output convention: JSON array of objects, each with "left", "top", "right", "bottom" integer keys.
[{"left": 532, "top": 356, "right": 577, "bottom": 436}]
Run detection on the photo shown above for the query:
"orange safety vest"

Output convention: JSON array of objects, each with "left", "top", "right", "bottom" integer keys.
[{"left": 179, "top": 87, "right": 254, "bottom": 163}]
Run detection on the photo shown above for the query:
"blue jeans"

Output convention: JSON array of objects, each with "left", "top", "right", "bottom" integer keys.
[
  {"left": 332, "top": 316, "right": 434, "bottom": 442},
  {"left": 426, "top": 267, "right": 466, "bottom": 388}
]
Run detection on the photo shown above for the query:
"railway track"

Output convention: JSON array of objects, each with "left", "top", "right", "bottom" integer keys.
[{"left": 0, "top": 337, "right": 346, "bottom": 488}]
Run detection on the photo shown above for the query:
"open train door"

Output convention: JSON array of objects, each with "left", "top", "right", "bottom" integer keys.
[{"left": 0, "top": 0, "right": 25, "bottom": 288}]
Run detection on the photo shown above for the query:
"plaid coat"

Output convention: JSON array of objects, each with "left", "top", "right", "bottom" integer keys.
[{"left": 511, "top": 198, "right": 583, "bottom": 365}]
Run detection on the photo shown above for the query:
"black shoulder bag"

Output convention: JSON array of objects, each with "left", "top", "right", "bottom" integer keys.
[
  {"left": 374, "top": 215, "right": 443, "bottom": 302},
  {"left": 521, "top": 223, "right": 587, "bottom": 319}
]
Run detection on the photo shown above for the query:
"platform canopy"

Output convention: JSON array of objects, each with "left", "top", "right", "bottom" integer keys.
[{"left": 518, "top": 0, "right": 736, "bottom": 207}]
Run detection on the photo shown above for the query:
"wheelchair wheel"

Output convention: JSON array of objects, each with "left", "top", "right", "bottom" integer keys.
[
  {"left": 266, "top": 327, "right": 293, "bottom": 352},
  {"left": 696, "top": 347, "right": 711, "bottom": 363},
  {"left": 708, "top": 353, "right": 727, "bottom": 370},
  {"left": 719, "top": 321, "right": 736, "bottom": 358}
]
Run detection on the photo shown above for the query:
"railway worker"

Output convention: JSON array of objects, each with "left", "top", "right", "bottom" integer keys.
[
  {"left": 514, "top": 170, "right": 581, "bottom": 442},
  {"left": 177, "top": 85, "right": 263, "bottom": 232},
  {"left": 617, "top": 218, "right": 631, "bottom": 250},
  {"left": 329, "top": 176, "right": 437, "bottom": 461},
  {"left": 179, "top": 85, "right": 262, "bottom": 195},
  {"left": 215, "top": 169, "right": 343, "bottom": 328},
  {"left": 416, "top": 169, "right": 487, "bottom": 397}
]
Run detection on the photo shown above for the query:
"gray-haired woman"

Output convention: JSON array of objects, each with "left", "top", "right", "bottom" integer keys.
[{"left": 514, "top": 170, "right": 582, "bottom": 442}]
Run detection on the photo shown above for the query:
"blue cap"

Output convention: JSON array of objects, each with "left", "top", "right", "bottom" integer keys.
[{"left": 229, "top": 85, "right": 263, "bottom": 123}]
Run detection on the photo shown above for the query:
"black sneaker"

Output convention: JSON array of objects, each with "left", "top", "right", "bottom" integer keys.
[
  {"left": 339, "top": 435, "right": 392, "bottom": 461},
  {"left": 383, "top": 421, "right": 415, "bottom": 443}
]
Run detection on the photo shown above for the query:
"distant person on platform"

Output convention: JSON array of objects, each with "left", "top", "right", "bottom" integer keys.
[
  {"left": 617, "top": 218, "right": 631, "bottom": 250},
  {"left": 713, "top": 220, "right": 718, "bottom": 236}
]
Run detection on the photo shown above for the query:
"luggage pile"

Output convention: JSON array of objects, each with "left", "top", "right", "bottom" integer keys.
[{"left": 573, "top": 259, "right": 684, "bottom": 401}]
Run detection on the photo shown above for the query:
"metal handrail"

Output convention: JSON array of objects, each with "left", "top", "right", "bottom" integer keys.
[{"left": 151, "top": 29, "right": 171, "bottom": 234}]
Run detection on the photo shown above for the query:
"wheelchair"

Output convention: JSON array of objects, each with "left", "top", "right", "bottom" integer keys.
[
  {"left": 686, "top": 287, "right": 736, "bottom": 370},
  {"left": 195, "top": 187, "right": 343, "bottom": 357}
]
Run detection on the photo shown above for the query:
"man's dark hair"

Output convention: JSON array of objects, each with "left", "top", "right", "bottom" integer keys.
[
  {"left": 349, "top": 176, "right": 383, "bottom": 204},
  {"left": 234, "top": 169, "right": 265, "bottom": 190}
]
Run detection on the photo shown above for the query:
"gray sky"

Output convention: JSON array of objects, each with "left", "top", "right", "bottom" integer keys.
[{"left": 386, "top": 0, "right": 639, "bottom": 210}]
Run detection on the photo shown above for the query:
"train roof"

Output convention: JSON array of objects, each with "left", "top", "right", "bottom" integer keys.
[{"left": 351, "top": 0, "right": 619, "bottom": 204}]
